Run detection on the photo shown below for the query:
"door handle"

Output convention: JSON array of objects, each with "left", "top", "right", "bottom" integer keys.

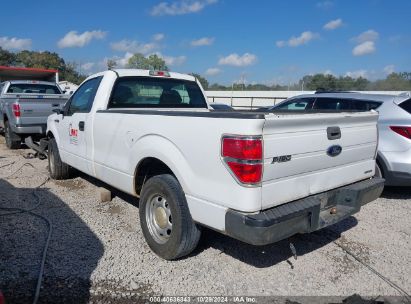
[
  {"left": 79, "top": 121, "right": 85, "bottom": 131},
  {"left": 327, "top": 126, "right": 341, "bottom": 140}
]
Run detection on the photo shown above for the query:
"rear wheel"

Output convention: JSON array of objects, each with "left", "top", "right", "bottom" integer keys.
[
  {"left": 4, "top": 120, "right": 21, "bottom": 149},
  {"left": 48, "top": 138, "right": 70, "bottom": 180},
  {"left": 139, "top": 174, "right": 201, "bottom": 260}
]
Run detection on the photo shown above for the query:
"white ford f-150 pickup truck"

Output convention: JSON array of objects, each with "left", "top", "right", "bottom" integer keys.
[{"left": 46, "top": 69, "right": 384, "bottom": 259}]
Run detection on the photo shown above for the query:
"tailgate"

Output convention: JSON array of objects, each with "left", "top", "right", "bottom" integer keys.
[
  {"left": 261, "top": 111, "right": 378, "bottom": 209},
  {"left": 15, "top": 95, "right": 67, "bottom": 125}
]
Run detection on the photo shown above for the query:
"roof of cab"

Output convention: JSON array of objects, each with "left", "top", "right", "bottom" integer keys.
[
  {"left": 5, "top": 80, "right": 58, "bottom": 85},
  {"left": 86, "top": 69, "right": 196, "bottom": 82}
]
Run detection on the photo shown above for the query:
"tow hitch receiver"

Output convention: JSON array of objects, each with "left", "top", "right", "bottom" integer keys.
[{"left": 24, "top": 136, "right": 48, "bottom": 159}]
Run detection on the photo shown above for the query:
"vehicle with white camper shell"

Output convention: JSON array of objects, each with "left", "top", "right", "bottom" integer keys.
[
  {"left": 0, "top": 80, "right": 68, "bottom": 149},
  {"left": 44, "top": 69, "right": 384, "bottom": 260}
]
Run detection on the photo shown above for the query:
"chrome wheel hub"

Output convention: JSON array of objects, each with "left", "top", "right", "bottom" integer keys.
[{"left": 146, "top": 195, "right": 172, "bottom": 244}]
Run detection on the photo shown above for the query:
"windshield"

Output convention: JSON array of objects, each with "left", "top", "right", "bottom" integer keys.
[
  {"left": 109, "top": 77, "right": 207, "bottom": 108},
  {"left": 7, "top": 83, "right": 61, "bottom": 94}
]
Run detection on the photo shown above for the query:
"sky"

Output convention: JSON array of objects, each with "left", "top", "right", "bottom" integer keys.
[{"left": 1, "top": 0, "right": 411, "bottom": 85}]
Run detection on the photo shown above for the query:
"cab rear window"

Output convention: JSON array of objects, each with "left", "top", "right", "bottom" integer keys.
[
  {"left": 108, "top": 77, "right": 207, "bottom": 108},
  {"left": 399, "top": 98, "right": 411, "bottom": 114},
  {"left": 7, "top": 84, "right": 61, "bottom": 94}
]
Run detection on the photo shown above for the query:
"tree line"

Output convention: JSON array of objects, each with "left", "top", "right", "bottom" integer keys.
[
  {"left": 0, "top": 47, "right": 86, "bottom": 84},
  {"left": 1, "top": 47, "right": 410, "bottom": 91},
  {"left": 207, "top": 73, "right": 411, "bottom": 91}
]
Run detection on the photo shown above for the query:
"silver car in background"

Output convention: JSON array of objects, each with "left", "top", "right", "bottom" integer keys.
[{"left": 270, "top": 92, "right": 411, "bottom": 186}]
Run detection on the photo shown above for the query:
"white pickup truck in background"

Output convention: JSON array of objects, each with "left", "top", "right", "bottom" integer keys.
[{"left": 45, "top": 69, "right": 384, "bottom": 260}]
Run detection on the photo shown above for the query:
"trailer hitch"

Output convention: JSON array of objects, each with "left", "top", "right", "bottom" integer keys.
[{"left": 24, "top": 137, "right": 48, "bottom": 160}]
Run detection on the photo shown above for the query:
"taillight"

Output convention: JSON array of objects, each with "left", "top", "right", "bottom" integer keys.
[
  {"left": 390, "top": 126, "right": 411, "bottom": 139},
  {"left": 222, "top": 138, "right": 263, "bottom": 160},
  {"left": 12, "top": 103, "right": 21, "bottom": 118},
  {"left": 221, "top": 136, "right": 263, "bottom": 185}
]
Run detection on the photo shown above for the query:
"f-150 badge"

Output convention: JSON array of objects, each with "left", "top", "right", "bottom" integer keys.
[{"left": 272, "top": 155, "right": 291, "bottom": 163}]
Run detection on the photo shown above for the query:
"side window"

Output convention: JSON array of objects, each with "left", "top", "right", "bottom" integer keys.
[
  {"left": 313, "top": 98, "right": 344, "bottom": 110},
  {"left": 399, "top": 98, "right": 411, "bottom": 114},
  {"left": 67, "top": 77, "right": 102, "bottom": 115},
  {"left": 313, "top": 98, "right": 382, "bottom": 111},
  {"left": 351, "top": 100, "right": 382, "bottom": 111},
  {"left": 276, "top": 98, "right": 315, "bottom": 110}
]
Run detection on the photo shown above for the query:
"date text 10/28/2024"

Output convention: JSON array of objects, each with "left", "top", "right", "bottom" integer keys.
[{"left": 149, "top": 296, "right": 257, "bottom": 303}]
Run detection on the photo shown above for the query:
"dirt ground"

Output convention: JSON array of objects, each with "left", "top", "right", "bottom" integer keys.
[{"left": 0, "top": 136, "right": 410, "bottom": 304}]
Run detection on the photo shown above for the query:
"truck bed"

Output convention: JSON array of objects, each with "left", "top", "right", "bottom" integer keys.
[{"left": 92, "top": 107, "right": 378, "bottom": 212}]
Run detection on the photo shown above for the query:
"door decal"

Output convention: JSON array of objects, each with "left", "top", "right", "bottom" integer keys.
[{"left": 69, "top": 123, "right": 78, "bottom": 145}]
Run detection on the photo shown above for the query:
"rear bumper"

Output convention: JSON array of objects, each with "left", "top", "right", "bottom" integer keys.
[
  {"left": 225, "top": 178, "right": 385, "bottom": 246},
  {"left": 384, "top": 171, "right": 411, "bottom": 186},
  {"left": 380, "top": 150, "right": 411, "bottom": 186},
  {"left": 11, "top": 123, "right": 47, "bottom": 135}
]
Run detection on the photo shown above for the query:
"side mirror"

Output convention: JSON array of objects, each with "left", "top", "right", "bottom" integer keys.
[{"left": 53, "top": 108, "right": 63, "bottom": 115}]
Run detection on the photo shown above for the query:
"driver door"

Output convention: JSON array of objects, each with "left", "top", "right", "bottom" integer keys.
[{"left": 58, "top": 76, "right": 102, "bottom": 175}]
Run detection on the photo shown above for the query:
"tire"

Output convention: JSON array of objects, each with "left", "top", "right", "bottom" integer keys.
[
  {"left": 48, "top": 137, "right": 70, "bottom": 180},
  {"left": 4, "top": 120, "right": 21, "bottom": 149},
  {"left": 139, "top": 174, "right": 201, "bottom": 260}
]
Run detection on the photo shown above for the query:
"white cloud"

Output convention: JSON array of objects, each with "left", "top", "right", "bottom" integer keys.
[
  {"left": 276, "top": 31, "right": 319, "bottom": 48},
  {"left": 81, "top": 62, "right": 95, "bottom": 71},
  {"left": 111, "top": 40, "right": 160, "bottom": 55},
  {"left": 388, "top": 35, "right": 402, "bottom": 43},
  {"left": 151, "top": 0, "right": 217, "bottom": 16},
  {"left": 352, "top": 41, "right": 376, "bottom": 56},
  {"left": 111, "top": 34, "right": 165, "bottom": 55},
  {"left": 162, "top": 54, "right": 187, "bottom": 66},
  {"left": 0, "top": 36, "right": 32, "bottom": 50},
  {"left": 58, "top": 30, "right": 106, "bottom": 48},
  {"left": 317, "top": 1, "right": 334, "bottom": 9},
  {"left": 323, "top": 18, "right": 343, "bottom": 30},
  {"left": 153, "top": 33, "right": 165, "bottom": 41},
  {"left": 105, "top": 51, "right": 186, "bottom": 68},
  {"left": 275, "top": 41, "right": 286, "bottom": 48},
  {"left": 323, "top": 70, "right": 334, "bottom": 75},
  {"left": 114, "top": 52, "right": 134, "bottom": 68},
  {"left": 205, "top": 67, "right": 221, "bottom": 76},
  {"left": 190, "top": 37, "right": 214, "bottom": 47},
  {"left": 218, "top": 53, "right": 257, "bottom": 67},
  {"left": 345, "top": 70, "right": 368, "bottom": 78},
  {"left": 383, "top": 65, "right": 395, "bottom": 75},
  {"left": 351, "top": 30, "right": 379, "bottom": 44}
]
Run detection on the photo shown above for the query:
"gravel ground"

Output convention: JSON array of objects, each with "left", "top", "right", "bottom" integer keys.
[{"left": 0, "top": 136, "right": 410, "bottom": 304}]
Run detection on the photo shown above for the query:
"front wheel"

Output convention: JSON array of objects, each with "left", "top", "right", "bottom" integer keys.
[
  {"left": 48, "top": 138, "right": 70, "bottom": 180},
  {"left": 139, "top": 174, "right": 201, "bottom": 260},
  {"left": 4, "top": 121, "right": 21, "bottom": 149}
]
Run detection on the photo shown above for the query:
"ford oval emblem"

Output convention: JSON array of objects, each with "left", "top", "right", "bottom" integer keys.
[{"left": 327, "top": 145, "right": 342, "bottom": 157}]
